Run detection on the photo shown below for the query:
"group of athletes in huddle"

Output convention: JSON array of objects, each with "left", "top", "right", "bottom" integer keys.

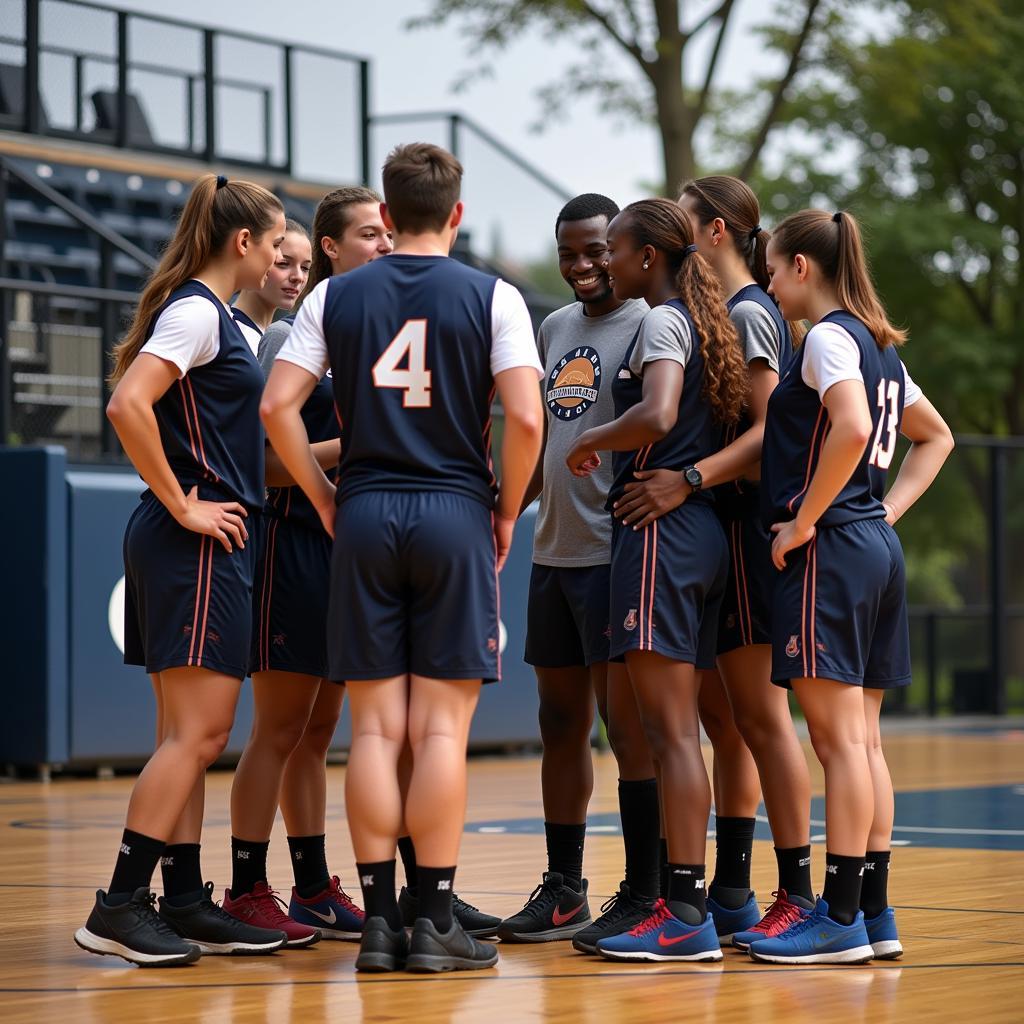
[{"left": 73, "top": 141, "right": 953, "bottom": 973}]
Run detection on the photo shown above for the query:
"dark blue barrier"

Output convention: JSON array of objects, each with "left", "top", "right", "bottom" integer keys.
[{"left": 0, "top": 446, "right": 543, "bottom": 769}]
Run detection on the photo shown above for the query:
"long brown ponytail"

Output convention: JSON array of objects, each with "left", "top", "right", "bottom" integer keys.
[
  {"left": 302, "top": 185, "right": 383, "bottom": 301},
  {"left": 771, "top": 209, "right": 906, "bottom": 349},
  {"left": 110, "top": 174, "right": 283, "bottom": 384},
  {"left": 680, "top": 174, "right": 805, "bottom": 345},
  {"left": 621, "top": 199, "right": 749, "bottom": 424}
]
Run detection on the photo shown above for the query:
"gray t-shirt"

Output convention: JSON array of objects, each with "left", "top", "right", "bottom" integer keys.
[
  {"left": 730, "top": 298, "right": 783, "bottom": 371},
  {"left": 628, "top": 303, "right": 693, "bottom": 376},
  {"left": 533, "top": 298, "right": 648, "bottom": 567},
  {"left": 257, "top": 318, "right": 293, "bottom": 380}
]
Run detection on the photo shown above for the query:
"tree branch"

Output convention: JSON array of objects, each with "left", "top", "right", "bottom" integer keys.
[
  {"left": 684, "top": 0, "right": 735, "bottom": 42},
  {"left": 695, "top": 0, "right": 737, "bottom": 122},
  {"left": 738, "top": 0, "right": 824, "bottom": 180},
  {"left": 579, "top": 1, "right": 648, "bottom": 69}
]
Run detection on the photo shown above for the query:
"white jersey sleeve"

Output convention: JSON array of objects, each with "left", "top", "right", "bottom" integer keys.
[
  {"left": 491, "top": 279, "right": 544, "bottom": 378},
  {"left": 276, "top": 280, "right": 330, "bottom": 378},
  {"left": 901, "top": 361, "right": 922, "bottom": 407},
  {"left": 138, "top": 295, "right": 220, "bottom": 378},
  {"left": 801, "top": 321, "right": 863, "bottom": 398}
]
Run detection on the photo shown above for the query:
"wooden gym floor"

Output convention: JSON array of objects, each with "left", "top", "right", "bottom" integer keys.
[{"left": 1, "top": 721, "right": 1022, "bottom": 1023}]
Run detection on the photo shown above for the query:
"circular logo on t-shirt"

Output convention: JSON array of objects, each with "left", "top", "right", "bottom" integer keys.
[{"left": 546, "top": 346, "right": 601, "bottom": 420}]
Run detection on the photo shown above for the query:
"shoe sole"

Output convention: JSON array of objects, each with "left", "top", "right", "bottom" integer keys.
[
  {"left": 749, "top": 943, "right": 874, "bottom": 965},
  {"left": 571, "top": 937, "right": 599, "bottom": 954},
  {"left": 283, "top": 932, "right": 321, "bottom": 948},
  {"left": 355, "top": 952, "right": 406, "bottom": 972},
  {"left": 598, "top": 947, "right": 724, "bottom": 963},
  {"left": 462, "top": 924, "right": 501, "bottom": 938},
  {"left": 497, "top": 920, "right": 590, "bottom": 943},
  {"left": 193, "top": 939, "right": 287, "bottom": 955},
  {"left": 74, "top": 928, "right": 200, "bottom": 967},
  {"left": 871, "top": 940, "right": 903, "bottom": 960},
  {"left": 405, "top": 951, "right": 500, "bottom": 973},
  {"left": 304, "top": 926, "right": 360, "bottom": 941}
]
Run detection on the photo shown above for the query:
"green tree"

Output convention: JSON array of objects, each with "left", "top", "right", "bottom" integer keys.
[{"left": 410, "top": 0, "right": 828, "bottom": 194}]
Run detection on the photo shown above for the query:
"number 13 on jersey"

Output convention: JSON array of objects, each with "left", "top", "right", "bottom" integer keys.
[{"left": 372, "top": 319, "right": 432, "bottom": 408}]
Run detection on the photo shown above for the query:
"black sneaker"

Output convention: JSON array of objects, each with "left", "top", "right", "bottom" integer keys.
[
  {"left": 74, "top": 888, "right": 201, "bottom": 967},
  {"left": 406, "top": 917, "right": 499, "bottom": 973},
  {"left": 398, "top": 886, "right": 501, "bottom": 938},
  {"left": 355, "top": 916, "right": 410, "bottom": 972},
  {"left": 158, "top": 882, "right": 287, "bottom": 955},
  {"left": 496, "top": 872, "right": 591, "bottom": 943},
  {"left": 571, "top": 882, "right": 658, "bottom": 954}
]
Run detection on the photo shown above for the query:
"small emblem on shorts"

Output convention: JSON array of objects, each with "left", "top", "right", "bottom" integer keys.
[
  {"left": 603, "top": 624, "right": 612, "bottom": 639},
  {"left": 624, "top": 609, "right": 638, "bottom": 631},
  {"left": 786, "top": 635, "right": 800, "bottom": 657},
  {"left": 727, "top": 613, "right": 736, "bottom": 629},
  {"left": 206, "top": 630, "right": 221, "bottom": 645},
  {"left": 183, "top": 625, "right": 192, "bottom": 637},
  {"left": 273, "top": 633, "right": 286, "bottom": 646},
  {"left": 487, "top": 637, "right": 498, "bottom": 653},
  {"left": 816, "top": 640, "right": 827, "bottom": 653}
]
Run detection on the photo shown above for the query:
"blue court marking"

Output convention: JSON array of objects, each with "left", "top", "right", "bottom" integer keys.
[{"left": 466, "top": 784, "right": 1024, "bottom": 852}]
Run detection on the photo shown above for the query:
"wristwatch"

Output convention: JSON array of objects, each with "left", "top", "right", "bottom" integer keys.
[{"left": 682, "top": 465, "right": 703, "bottom": 491}]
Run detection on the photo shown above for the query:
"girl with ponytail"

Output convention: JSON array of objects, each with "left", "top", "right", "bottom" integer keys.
[
  {"left": 615, "top": 175, "right": 816, "bottom": 943},
  {"left": 76, "top": 174, "right": 291, "bottom": 967},
  {"left": 747, "top": 208, "right": 953, "bottom": 965},
  {"left": 221, "top": 186, "right": 392, "bottom": 944},
  {"left": 565, "top": 198, "right": 747, "bottom": 963}
]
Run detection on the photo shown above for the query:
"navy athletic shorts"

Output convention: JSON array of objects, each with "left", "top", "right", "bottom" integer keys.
[
  {"left": 771, "top": 517, "right": 911, "bottom": 689},
  {"left": 327, "top": 490, "right": 499, "bottom": 683},
  {"left": 250, "top": 515, "right": 332, "bottom": 679},
  {"left": 123, "top": 492, "right": 257, "bottom": 680},
  {"left": 609, "top": 501, "right": 727, "bottom": 670},
  {"left": 717, "top": 511, "right": 774, "bottom": 655},
  {"left": 524, "top": 563, "right": 611, "bottom": 668}
]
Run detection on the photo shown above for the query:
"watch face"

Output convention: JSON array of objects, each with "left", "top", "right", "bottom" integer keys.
[{"left": 685, "top": 468, "right": 702, "bottom": 489}]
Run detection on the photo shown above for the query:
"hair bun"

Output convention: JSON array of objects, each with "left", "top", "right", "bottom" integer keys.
[
  {"left": 216, "top": 175, "right": 229, "bottom": 190},
  {"left": 832, "top": 210, "right": 842, "bottom": 223}
]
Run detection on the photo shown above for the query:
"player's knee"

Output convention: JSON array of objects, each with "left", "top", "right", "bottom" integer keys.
[
  {"left": 299, "top": 714, "right": 341, "bottom": 758},
  {"left": 194, "top": 728, "right": 231, "bottom": 768},
  {"left": 538, "top": 699, "right": 591, "bottom": 748}
]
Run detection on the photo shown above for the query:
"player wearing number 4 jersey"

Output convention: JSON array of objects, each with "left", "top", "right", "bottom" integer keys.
[
  {"left": 748, "top": 209, "right": 953, "bottom": 965},
  {"left": 261, "top": 143, "right": 544, "bottom": 975}
]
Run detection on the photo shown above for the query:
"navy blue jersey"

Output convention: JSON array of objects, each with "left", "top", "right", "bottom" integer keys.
[
  {"left": 146, "top": 280, "right": 265, "bottom": 510},
  {"left": 608, "top": 298, "right": 718, "bottom": 509},
  {"left": 716, "top": 284, "right": 793, "bottom": 520},
  {"left": 231, "top": 305, "right": 262, "bottom": 336},
  {"left": 321, "top": 255, "right": 499, "bottom": 507},
  {"left": 761, "top": 310, "right": 905, "bottom": 529}
]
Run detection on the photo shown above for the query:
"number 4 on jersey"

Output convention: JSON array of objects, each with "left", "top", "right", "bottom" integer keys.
[{"left": 372, "top": 319, "right": 432, "bottom": 408}]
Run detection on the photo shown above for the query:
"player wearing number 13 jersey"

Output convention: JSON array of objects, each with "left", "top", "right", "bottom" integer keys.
[
  {"left": 750, "top": 208, "right": 952, "bottom": 966},
  {"left": 262, "top": 143, "right": 543, "bottom": 974}
]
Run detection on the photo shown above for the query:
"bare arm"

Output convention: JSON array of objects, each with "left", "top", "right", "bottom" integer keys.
[
  {"left": 493, "top": 365, "right": 544, "bottom": 569},
  {"left": 519, "top": 415, "right": 547, "bottom": 514},
  {"left": 883, "top": 395, "right": 954, "bottom": 524},
  {"left": 260, "top": 360, "right": 334, "bottom": 535},
  {"left": 106, "top": 354, "right": 248, "bottom": 551},
  {"left": 565, "top": 360, "right": 684, "bottom": 476},
  {"left": 264, "top": 439, "right": 342, "bottom": 487},
  {"left": 770, "top": 379, "right": 873, "bottom": 568}
]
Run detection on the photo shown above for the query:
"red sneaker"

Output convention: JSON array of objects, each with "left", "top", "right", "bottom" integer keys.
[
  {"left": 731, "top": 889, "right": 812, "bottom": 950},
  {"left": 222, "top": 881, "right": 320, "bottom": 947}
]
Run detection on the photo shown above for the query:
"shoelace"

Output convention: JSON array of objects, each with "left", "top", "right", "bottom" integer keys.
[
  {"left": 772, "top": 908, "right": 821, "bottom": 939},
  {"left": 628, "top": 899, "right": 672, "bottom": 937},
  {"left": 754, "top": 892, "right": 807, "bottom": 935},
  {"left": 519, "top": 879, "right": 561, "bottom": 919},
  {"left": 250, "top": 887, "right": 294, "bottom": 927},
  {"left": 453, "top": 894, "right": 482, "bottom": 914},
  {"left": 136, "top": 892, "right": 187, "bottom": 940},
  {"left": 328, "top": 878, "right": 364, "bottom": 918}
]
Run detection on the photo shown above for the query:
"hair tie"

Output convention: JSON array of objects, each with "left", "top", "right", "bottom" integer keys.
[
  {"left": 748, "top": 225, "right": 762, "bottom": 241},
  {"left": 832, "top": 210, "right": 842, "bottom": 224},
  {"left": 683, "top": 243, "right": 698, "bottom": 257},
  {"left": 216, "top": 175, "right": 229, "bottom": 190}
]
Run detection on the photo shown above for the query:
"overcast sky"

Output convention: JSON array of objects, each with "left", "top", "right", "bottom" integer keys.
[{"left": 104, "top": 1, "right": 783, "bottom": 261}]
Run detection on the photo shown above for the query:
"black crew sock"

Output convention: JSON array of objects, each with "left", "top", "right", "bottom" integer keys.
[
  {"left": 618, "top": 778, "right": 661, "bottom": 898},
  {"left": 666, "top": 863, "right": 707, "bottom": 924},
  {"left": 287, "top": 834, "right": 330, "bottom": 898},
  {"left": 108, "top": 828, "right": 165, "bottom": 903},
  {"left": 160, "top": 843, "right": 205, "bottom": 906},
  {"left": 775, "top": 844, "right": 814, "bottom": 904},
  {"left": 397, "top": 835, "right": 418, "bottom": 894},
  {"left": 860, "top": 850, "right": 891, "bottom": 920},
  {"left": 417, "top": 866, "right": 457, "bottom": 931},
  {"left": 709, "top": 815, "right": 756, "bottom": 902},
  {"left": 356, "top": 859, "right": 401, "bottom": 930},
  {"left": 544, "top": 822, "right": 586, "bottom": 890},
  {"left": 659, "top": 838, "right": 669, "bottom": 898},
  {"left": 230, "top": 837, "right": 270, "bottom": 899},
  {"left": 822, "top": 852, "right": 865, "bottom": 925}
]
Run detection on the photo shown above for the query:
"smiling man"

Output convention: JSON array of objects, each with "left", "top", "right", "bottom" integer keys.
[{"left": 498, "top": 195, "right": 659, "bottom": 948}]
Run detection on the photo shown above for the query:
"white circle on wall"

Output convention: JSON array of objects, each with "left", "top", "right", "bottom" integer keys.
[
  {"left": 499, "top": 619, "right": 507, "bottom": 654},
  {"left": 109, "top": 576, "right": 126, "bottom": 654}
]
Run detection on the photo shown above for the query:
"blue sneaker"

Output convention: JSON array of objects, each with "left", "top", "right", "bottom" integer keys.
[
  {"left": 596, "top": 899, "right": 723, "bottom": 963},
  {"left": 864, "top": 906, "right": 903, "bottom": 960},
  {"left": 707, "top": 891, "right": 760, "bottom": 940},
  {"left": 732, "top": 889, "right": 813, "bottom": 950},
  {"left": 748, "top": 897, "right": 873, "bottom": 964},
  {"left": 288, "top": 876, "right": 364, "bottom": 940}
]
